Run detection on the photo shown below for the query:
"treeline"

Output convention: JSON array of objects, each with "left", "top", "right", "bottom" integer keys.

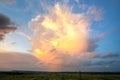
[{"left": 0, "top": 71, "right": 120, "bottom": 75}]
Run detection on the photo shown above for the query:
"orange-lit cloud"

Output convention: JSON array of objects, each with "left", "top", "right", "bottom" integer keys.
[{"left": 29, "top": 3, "right": 102, "bottom": 71}]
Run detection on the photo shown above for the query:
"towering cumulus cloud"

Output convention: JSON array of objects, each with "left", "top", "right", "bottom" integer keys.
[
  {"left": 29, "top": 3, "right": 99, "bottom": 71},
  {"left": 0, "top": 13, "right": 16, "bottom": 40}
]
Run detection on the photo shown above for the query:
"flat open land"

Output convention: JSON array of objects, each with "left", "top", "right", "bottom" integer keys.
[{"left": 0, "top": 71, "right": 120, "bottom": 80}]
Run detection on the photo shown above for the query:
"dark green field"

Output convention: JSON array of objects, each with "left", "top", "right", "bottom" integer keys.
[{"left": 0, "top": 72, "right": 120, "bottom": 80}]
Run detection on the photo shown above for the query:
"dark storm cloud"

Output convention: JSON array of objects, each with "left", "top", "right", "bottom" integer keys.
[{"left": 0, "top": 13, "right": 17, "bottom": 40}]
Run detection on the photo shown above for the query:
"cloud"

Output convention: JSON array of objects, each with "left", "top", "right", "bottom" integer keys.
[
  {"left": 82, "top": 52, "right": 99, "bottom": 59},
  {"left": 89, "top": 60, "right": 120, "bottom": 69},
  {"left": 79, "top": 4, "right": 87, "bottom": 10},
  {"left": 0, "top": 41, "right": 16, "bottom": 52},
  {"left": 28, "top": 3, "right": 104, "bottom": 71},
  {"left": 0, "top": 0, "right": 16, "bottom": 3},
  {"left": 0, "top": 51, "right": 42, "bottom": 71},
  {"left": 6, "top": 0, "right": 15, "bottom": 3},
  {"left": 85, "top": 52, "right": 120, "bottom": 59},
  {"left": 101, "top": 53, "right": 119, "bottom": 59},
  {"left": 74, "top": 0, "right": 79, "bottom": 3},
  {"left": 18, "top": 32, "right": 31, "bottom": 40},
  {"left": 0, "top": 13, "right": 17, "bottom": 40},
  {"left": 83, "top": 52, "right": 120, "bottom": 59},
  {"left": 87, "top": 6, "right": 103, "bottom": 21},
  {"left": 10, "top": 42, "right": 16, "bottom": 45},
  {"left": 0, "top": 51, "right": 119, "bottom": 71},
  {"left": 62, "top": 0, "right": 69, "bottom": 4}
]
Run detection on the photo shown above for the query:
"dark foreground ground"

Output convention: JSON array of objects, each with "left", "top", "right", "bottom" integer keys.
[{"left": 0, "top": 71, "right": 120, "bottom": 80}]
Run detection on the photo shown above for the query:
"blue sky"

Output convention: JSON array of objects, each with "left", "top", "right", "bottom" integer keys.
[{"left": 0, "top": 0, "right": 120, "bottom": 72}]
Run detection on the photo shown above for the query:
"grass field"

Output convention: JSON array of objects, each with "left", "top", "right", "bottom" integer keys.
[{"left": 0, "top": 72, "right": 120, "bottom": 80}]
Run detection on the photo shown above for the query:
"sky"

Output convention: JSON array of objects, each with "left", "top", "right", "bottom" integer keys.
[{"left": 0, "top": 0, "right": 120, "bottom": 72}]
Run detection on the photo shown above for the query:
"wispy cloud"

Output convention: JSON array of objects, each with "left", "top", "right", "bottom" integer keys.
[
  {"left": 87, "top": 6, "right": 103, "bottom": 21},
  {"left": 74, "top": 0, "right": 79, "bottom": 3},
  {"left": 101, "top": 53, "right": 119, "bottom": 59},
  {"left": 6, "top": 0, "right": 15, "bottom": 3},
  {"left": 18, "top": 32, "right": 31, "bottom": 40},
  {"left": 0, "top": 0, "right": 16, "bottom": 4}
]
